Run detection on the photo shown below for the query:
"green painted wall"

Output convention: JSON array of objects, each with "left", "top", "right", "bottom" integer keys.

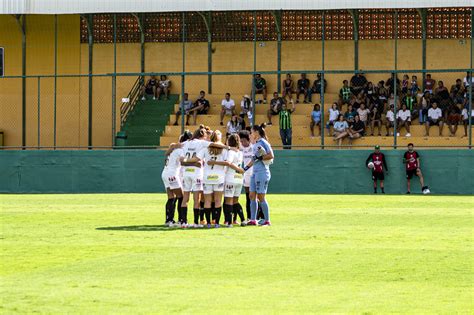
[{"left": 0, "top": 150, "right": 472, "bottom": 194}]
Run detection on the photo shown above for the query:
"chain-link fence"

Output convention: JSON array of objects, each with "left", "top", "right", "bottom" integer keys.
[{"left": 0, "top": 9, "right": 472, "bottom": 149}]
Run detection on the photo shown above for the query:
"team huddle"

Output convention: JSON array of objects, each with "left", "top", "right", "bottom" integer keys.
[{"left": 162, "top": 124, "right": 274, "bottom": 228}]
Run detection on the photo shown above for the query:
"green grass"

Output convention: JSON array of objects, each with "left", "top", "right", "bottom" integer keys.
[{"left": 1, "top": 194, "right": 473, "bottom": 314}]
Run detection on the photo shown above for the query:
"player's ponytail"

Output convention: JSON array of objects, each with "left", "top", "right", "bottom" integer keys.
[
  {"left": 180, "top": 130, "right": 193, "bottom": 143},
  {"left": 192, "top": 127, "right": 205, "bottom": 140},
  {"left": 256, "top": 123, "right": 269, "bottom": 140}
]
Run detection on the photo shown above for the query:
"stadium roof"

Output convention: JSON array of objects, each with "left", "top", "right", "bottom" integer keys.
[{"left": 2, "top": 0, "right": 473, "bottom": 14}]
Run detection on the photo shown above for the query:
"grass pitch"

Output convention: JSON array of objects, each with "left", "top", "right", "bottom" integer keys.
[{"left": 1, "top": 194, "right": 473, "bottom": 313}]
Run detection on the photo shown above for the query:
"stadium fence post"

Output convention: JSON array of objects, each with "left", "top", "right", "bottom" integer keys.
[
  {"left": 393, "top": 10, "right": 398, "bottom": 149},
  {"left": 37, "top": 76, "right": 41, "bottom": 149},
  {"left": 180, "top": 12, "right": 186, "bottom": 133},
  {"left": 53, "top": 14, "right": 57, "bottom": 149},
  {"left": 84, "top": 14, "right": 94, "bottom": 149},
  {"left": 417, "top": 9, "right": 427, "bottom": 90},
  {"left": 469, "top": 8, "right": 473, "bottom": 149},
  {"left": 321, "top": 11, "right": 325, "bottom": 149},
  {"left": 15, "top": 15, "right": 26, "bottom": 149},
  {"left": 349, "top": 10, "right": 359, "bottom": 71},
  {"left": 251, "top": 10, "right": 257, "bottom": 127},
  {"left": 272, "top": 10, "right": 282, "bottom": 94},
  {"left": 112, "top": 14, "right": 117, "bottom": 146}
]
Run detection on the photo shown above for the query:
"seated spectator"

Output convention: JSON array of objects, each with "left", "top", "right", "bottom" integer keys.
[
  {"left": 226, "top": 115, "right": 243, "bottom": 139},
  {"left": 463, "top": 71, "right": 473, "bottom": 89},
  {"left": 418, "top": 91, "right": 431, "bottom": 124},
  {"left": 401, "top": 74, "right": 409, "bottom": 96},
  {"left": 220, "top": 93, "right": 236, "bottom": 126},
  {"left": 338, "top": 80, "right": 353, "bottom": 109},
  {"left": 157, "top": 75, "right": 171, "bottom": 100},
  {"left": 240, "top": 95, "right": 253, "bottom": 124},
  {"left": 446, "top": 103, "right": 462, "bottom": 137},
  {"left": 425, "top": 102, "right": 444, "bottom": 136},
  {"left": 350, "top": 72, "right": 368, "bottom": 97},
  {"left": 309, "top": 73, "right": 327, "bottom": 102},
  {"left": 365, "top": 82, "right": 378, "bottom": 108},
  {"left": 344, "top": 104, "right": 357, "bottom": 126},
  {"left": 173, "top": 93, "right": 194, "bottom": 126},
  {"left": 370, "top": 101, "right": 384, "bottom": 136},
  {"left": 402, "top": 90, "right": 418, "bottom": 118},
  {"left": 333, "top": 114, "right": 350, "bottom": 147},
  {"left": 142, "top": 75, "right": 158, "bottom": 100},
  {"left": 348, "top": 114, "right": 366, "bottom": 142},
  {"left": 410, "top": 75, "right": 419, "bottom": 96},
  {"left": 397, "top": 103, "right": 412, "bottom": 136},
  {"left": 352, "top": 93, "right": 366, "bottom": 110},
  {"left": 461, "top": 102, "right": 474, "bottom": 137},
  {"left": 424, "top": 74, "right": 436, "bottom": 94},
  {"left": 282, "top": 73, "right": 294, "bottom": 103},
  {"left": 376, "top": 80, "right": 389, "bottom": 104},
  {"left": 385, "top": 104, "right": 395, "bottom": 136},
  {"left": 253, "top": 73, "right": 267, "bottom": 104},
  {"left": 279, "top": 103, "right": 296, "bottom": 150},
  {"left": 451, "top": 79, "right": 466, "bottom": 105},
  {"left": 326, "top": 103, "right": 340, "bottom": 136},
  {"left": 357, "top": 103, "right": 371, "bottom": 126},
  {"left": 310, "top": 103, "right": 321, "bottom": 138},
  {"left": 186, "top": 90, "right": 210, "bottom": 125},
  {"left": 434, "top": 81, "right": 451, "bottom": 110},
  {"left": 296, "top": 73, "right": 310, "bottom": 103},
  {"left": 267, "top": 92, "right": 285, "bottom": 125},
  {"left": 386, "top": 73, "right": 401, "bottom": 95}
]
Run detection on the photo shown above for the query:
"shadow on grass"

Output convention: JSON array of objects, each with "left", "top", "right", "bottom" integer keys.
[{"left": 96, "top": 225, "right": 214, "bottom": 232}]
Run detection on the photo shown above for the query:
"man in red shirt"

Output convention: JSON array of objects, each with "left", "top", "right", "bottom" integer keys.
[
  {"left": 366, "top": 145, "right": 388, "bottom": 193},
  {"left": 403, "top": 143, "right": 428, "bottom": 194}
]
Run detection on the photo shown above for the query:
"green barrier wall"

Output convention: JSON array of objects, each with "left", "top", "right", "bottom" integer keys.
[{"left": 0, "top": 150, "right": 473, "bottom": 194}]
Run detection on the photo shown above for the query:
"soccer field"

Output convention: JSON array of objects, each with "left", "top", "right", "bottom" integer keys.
[{"left": 1, "top": 194, "right": 473, "bottom": 313}]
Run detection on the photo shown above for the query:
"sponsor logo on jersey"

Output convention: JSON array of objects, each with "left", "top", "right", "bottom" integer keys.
[{"left": 185, "top": 168, "right": 195, "bottom": 172}]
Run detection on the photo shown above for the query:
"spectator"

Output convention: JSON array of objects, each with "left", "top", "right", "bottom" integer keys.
[
  {"left": 376, "top": 80, "right": 389, "bottom": 105},
  {"left": 424, "top": 74, "right": 436, "bottom": 94},
  {"left": 434, "top": 80, "right": 451, "bottom": 110},
  {"left": 386, "top": 73, "right": 401, "bottom": 94},
  {"left": 309, "top": 73, "right": 327, "bottom": 102},
  {"left": 350, "top": 72, "right": 368, "bottom": 97},
  {"left": 142, "top": 75, "right": 158, "bottom": 100},
  {"left": 385, "top": 104, "right": 395, "bottom": 136},
  {"left": 310, "top": 104, "right": 321, "bottom": 138},
  {"left": 357, "top": 103, "right": 370, "bottom": 126},
  {"left": 450, "top": 79, "right": 465, "bottom": 105},
  {"left": 410, "top": 75, "right": 419, "bottom": 96},
  {"left": 253, "top": 73, "right": 267, "bottom": 104},
  {"left": 348, "top": 114, "right": 366, "bottom": 142},
  {"left": 352, "top": 93, "right": 366, "bottom": 111},
  {"left": 344, "top": 104, "right": 357, "bottom": 126},
  {"left": 446, "top": 103, "right": 462, "bottom": 137},
  {"left": 418, "top": 91, "right": 431, "bottom": 124},
  {"left": 267, "top": 92, "right": 285, "bottom": 125},
  {"left": 240, "top": 95, "right": 253, "bottom": 124},
  {"left": 220, "top": 93, "right": 235, "bottom": 126},
  {"left": 463, "top": 71, "right": 474, "bottom": 89},
  {"left": 279, "top": 103, "right": 295, "bottom": 149},
  {"left": 326, "top": 103, "right": 340, "bottom": 136},
  {"left": 338, "top": 80, "right": 353, "bottom": 109},
  {"left": 402, "top": 90, "right": 418, "bottom": 118},
  {"left": 425, "top": 102, "right": 444, "bottom": 136},
  {"left": 157, "top": 75, "right": 171, "bottom": 100},
  {"left": 370, "top": 101, "right": 384, "bottom": 136},
  {"left": 397, "top": 103, "right": 412, "bottom": 136},
  {"left": 401, "top": 74, "right": 409, "bottom": 96},
  {"left": 461, "top": 102, "right": 473, "bottom": 137},
  {"left": 365, "top": 81, "right": 378, "bottom": 108},
  {"left": 296, "top": 73, "right": 310, "bottom": 103},
  {"left": 226, "top": 115, "right": 243, "bottom": 139},
  {"left": 173, "top": 93, "right": 194, "bottom": 125},
  {"left": 282, "top": 73, "right": 294, "bottom": 103},
  {"left": 333, "top": 114, "right": 350, "bottom": 147},
  {"left": 186, "top": 90, "right": 210, "bottom": 125}
]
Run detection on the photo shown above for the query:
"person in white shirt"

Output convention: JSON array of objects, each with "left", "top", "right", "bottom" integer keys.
[
  {"left": 326, "top": 103, "right": 340, "bottom": 136},
  {"left": 220, "top": 93, "right": 236, "bottom": 126},
  {"left": 157, "top": 75, "right": 171, "bottom": 100},
  {"left": 385, "top": 104, "right": 395, "bottom": 136},
  {"left": 425, "top": 102, "right": 444, "bottom": 136},
  {"left": 461, "top": 102, "right": 473, "bottom": 138},
  {"left": 396, "top": 104, "right": 412, "bottom": 136},
  {"left": 161, "top": 131, "right": 192, "bottom": 226},
  {"left": 357, "top": 103, "right": 371, "bottom": 125},
  {"left": 463, "top": 71, "right": 473, "bottom": 89}
]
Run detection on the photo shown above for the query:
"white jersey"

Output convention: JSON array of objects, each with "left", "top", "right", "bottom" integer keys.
[
  {"left": 197, "top": 147, "right": 228, "bottom": 185},
  {"left": 182, "top": 139, "right": 209, "bottom": 179},
  {"left": 241, "top": 144, "right": 254, "bottom": 187},
  {"left": 162, "top": 148, "right": 183, "bottom": 176},
  {"left": 225, "top": 150, "right": 244, "bottom": 185}
]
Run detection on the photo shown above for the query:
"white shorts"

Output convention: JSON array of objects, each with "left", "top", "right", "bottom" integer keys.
[
  {"left": 203, "top": 182, "right": 225, "bottom": 194},
  {"left": 162, "top": 173, "right": 182, "bottom": 190},
  {"left": 182, "top": 176, "right": 203, "bottom": 192},
  {"left": 243, "top": 171, "right": 252, "bottom": 188},
  {"left": 224, "top": 182, "right": 243, "bottom": 198}
]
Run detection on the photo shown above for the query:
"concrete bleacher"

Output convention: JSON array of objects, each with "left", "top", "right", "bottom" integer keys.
[{"left": 161, "top": 93, "right": 471, "bottom": 149}]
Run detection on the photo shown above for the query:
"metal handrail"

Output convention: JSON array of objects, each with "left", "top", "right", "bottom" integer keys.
[{"left": 120, "top": 76, "right": 143, "bottom": 127}]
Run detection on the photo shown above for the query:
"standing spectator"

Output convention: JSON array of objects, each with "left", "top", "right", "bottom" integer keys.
[
  {"left": 401, "top": 74, "right": 409, "bottom": 96},
  {"left": 309, "top": 73, "right": 327, "bottom": 102},
  {"left": 385, "top": 104, "right": 395, "bottom": 136},
  {"left": 451, "top": 79, "right": 466, "bottom": 105},
  {"left": 403, "top": 143, "right": 428, "bottom": 194},
  {"left": 446, "top": 103, "right": 462, "bottom": 137},
  {"left": 253, "top": 73, "right": 267, "bottom": 104},
  {"left": 296, "top": 73, "right": 310, "bottom": 103},
  {"left": 376, "top": 80, "right": 389, "bottom": 105},
  {"left": 350, "top": 72, "right": 368, "bottom": 97},
  {"left": 326, "top": 103, "right": 340, "bottom": 136},
  {"left": 220, "top": 93, "right": 235, "bottom": 126},
  {"left": 463, "top": 71, "right": 474, "bottom": 89},
  {"left": 240, "top": 95, "right": 253, "bottom": 125},
  {"left": 344, "top": 104, "right": 357, "bottom": 127},
  {"left": 386, "top": 73, "right": 401, "bottom": 94},
  {"left": 142, "top": 75, "right": 158, "bottom": 100},
  {"left": 333, "top": 114, "right": 350, "bottom": 147},
  {"left": 267, "top": 92, "right": 285, "bottom": 125},
  {"left": 282, "top": 73, "right": 294, "bottom": 103},
  {"left": 173, "top": 93, "right": 194, "bottom": 125},
  {"left": 370, "top": 101, "right": 384, "bottom": 136},
  {"left": 357, "top": 103, "right": 371, "bottom": 126},
  {"left": 157, "top": 75, "right": 171, "bottom": 100},
  {"left": 434, "top": 81, "right": 451, "bottom": 110},
  {"left": 310, "top": 104, "right": 321, "bottom": 138},
  {"left": 397, "top": 103, "right": 412, "bottom": 136},
  {"left": 419, "top": 91, "right": 431, "bottom": 124},
  {"left": 403, "top": 90, "right": 418, "bottom": 118},
  {"left": 365, "top": 82, "right": 378, "bottom": 108},
  {"left": 365, "top": 145, "right": 388, "bottom": 194},
  {"left": 410, "top": 75, "right": 419, "bottom": 96},
  {"left": 338, "top": 80, "right": 353, "bottom": 109},
  {"left": 425, "top": 102, "right": 444, "bottom": 136},
  {"left": 279, "top": 103, "right": 295, "bottom": 150},
  {"left": 226, "top": 115, "right": 243, "bottom": 139},
  {"left": 424, "top": 74, "right": 436, "bottom": 94},
  {"left": 348, "top": 114, "right": 366, "bottom": 142}
]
